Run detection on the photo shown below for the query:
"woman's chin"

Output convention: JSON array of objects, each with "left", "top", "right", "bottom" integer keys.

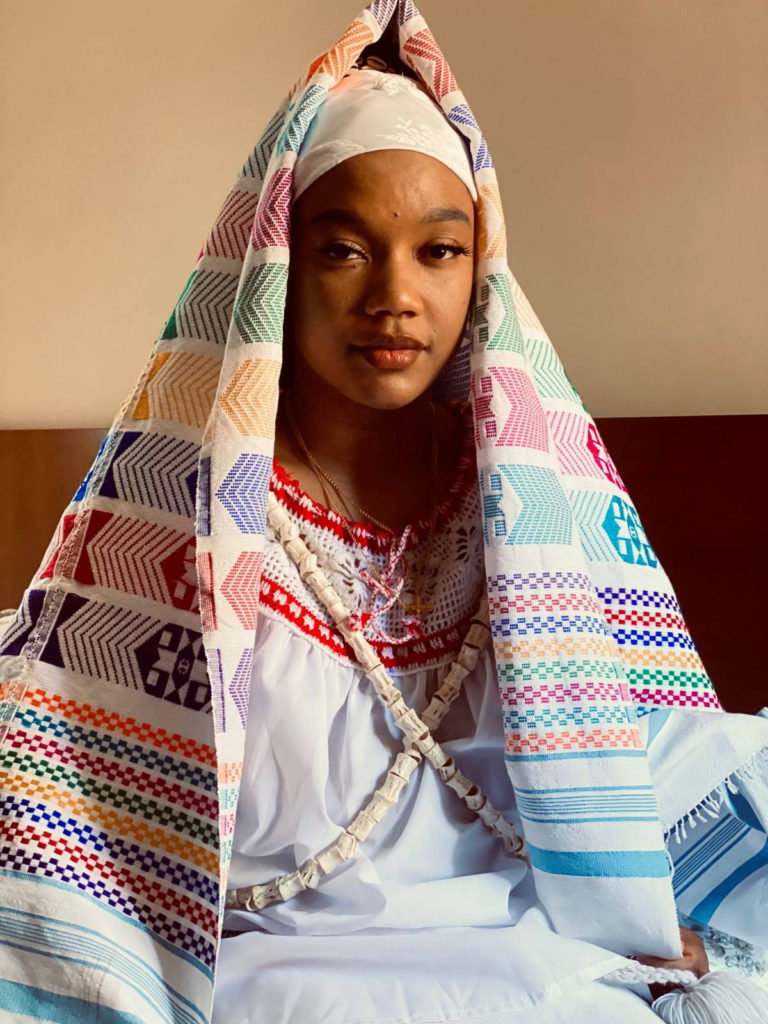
[{"left": 340, "top": 376, "right": 433, "bottom": 411}]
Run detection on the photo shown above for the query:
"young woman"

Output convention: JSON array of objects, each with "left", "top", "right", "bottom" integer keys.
[
  {"left": 213, "top": 64, "right": 714, "bottom": 1023},
  {"left": 1, "top": 4, "right": 766, "bottom": 1023}
]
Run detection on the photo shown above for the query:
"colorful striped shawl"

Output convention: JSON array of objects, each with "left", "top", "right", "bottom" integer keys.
[{"left": 1, "top": 2, "right": 766, "bottom": 1021}]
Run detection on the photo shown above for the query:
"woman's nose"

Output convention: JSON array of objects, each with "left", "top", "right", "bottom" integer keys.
[{"left": 363, "top": 251, "right": 423, "bottom": 318}]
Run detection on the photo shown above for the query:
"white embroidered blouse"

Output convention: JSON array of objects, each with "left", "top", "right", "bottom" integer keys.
[{"left": 213, "top": 402, "right": 656, "bottom": 1024}]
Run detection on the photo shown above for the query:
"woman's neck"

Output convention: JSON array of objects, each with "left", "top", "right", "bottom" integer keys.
[
  {"left": 280, "top": 371, "right": 434, "bottom": 483},
  {"left": 274, "top": 365, "right": 463, "bottom": 532}
]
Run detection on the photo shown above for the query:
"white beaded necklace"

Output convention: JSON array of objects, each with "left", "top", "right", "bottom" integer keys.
[
  {"left": 225, "top": 491, "right": 528, "bottom": 914},
  {"left": 224, "top": 494, "right": 733, "bottom": 1013}
]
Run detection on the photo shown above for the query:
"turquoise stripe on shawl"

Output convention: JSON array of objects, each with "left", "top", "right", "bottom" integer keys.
[
  {"left": 692, "top": 838, "right": 768, "bottom": 923},
  {"left": 527, "top": 844, "right": 671, "bottom": 878},
  {"left": 506, "top": 749, "right": 648, "bottom": 763},
  {"left": 0, "top": 980, "right": 145, "bottom": 1024},
  {"left": 0, "top": 880, "right": 209, "bottom": 1024}
]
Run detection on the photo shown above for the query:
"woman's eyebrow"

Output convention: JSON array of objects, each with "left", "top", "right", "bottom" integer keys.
[{"left": 310, "top": 206, "right": 471, "bottom": 228}]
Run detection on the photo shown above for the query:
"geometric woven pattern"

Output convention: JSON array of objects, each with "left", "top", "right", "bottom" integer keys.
[
  {"left": 568, "top": 489, "right": 624, "bottom": 564},
  {"left": 204, "top": 189, "right": 260, "bottom": 261},
  {"left": 486, "top": 273, "right": 523, "bottom": 352},
  {"left": 232, "top": 263, "right": 288, "bottom": 346},
  {"left": 130, "top": 351, "right": 220, "bottom": 429},
  {"left": 275, "top": 85, "right": 326, "bottom": 157},
  {"left": 220, "top": 552, "right": 264, "bottom": 630},
  {"left": 527, "top": 336, "right": 580, "bottom": 402},
  {"left": 548, "top": 411, "right": 628, "bottom": 487},
  {"left": 490, "top": 367, "right": 548, "bottom": 450},
  {"left": 98, "top": 431, "right": 200, "bottom": 518},
  {"left": 472, "top": 273, "right": 523, "bottom": 353},
  {"left": 197, "top": 551, "right": 217, "bottom": 634},
  {"left": 515, "top": 785, "right": 657, "bottom": 826},
  {"left": 37, "top": 592, "right": 162, "bottom": 687},
  {"left": 475, "top": 368, "right": 549, "bottom": 449},
  {"left": 499, "top": 464, "right": 573, "bottom": 546},
  {"left": 475, "top": 183, "right": 507, "bottom": 263},
  {"left": 448, "top": 103, "right": 491, "bottom": 171},
  {"left": 39, "top": 508, "right": 199, "bottom": 613},
  {"left": 175, "top": 269, "right": 239, "bottom": 345},
  {"left": 95, "top": 512, "right": 197, "bottom": 610},
  {"left": 220, "top": 359, "right": 281, "bottom": 438},
  {"left": 241, "top": 107, "right": 287, "bottom": 181},
  {"left": 0, "top": 588, "right": 44, "bottom": 657},
  {"left": 197, "top": 456, "right": 211, "bottom": 537},
  {"left": 403, "top": 28, "right": 458, "bottom": 100},
  {"left": 216, "top": 454, "right": 273, "bottom": 534},
  {"left": 603, "top": 495, "right": 658, "bottom": 567},
  {"left": 586, "top": 421, "right": 627, "bottom": 491},
  {"left": 159, "top": 271, "right": 196, "bottom": 342},
  {"left": 251, "top": 168, "right": 292, "bottom": 250},
  {"left": 229, "top": 647, "right": 254, "bottom": 730},
  {"left": 305, "top": 17, "right": 374, "bottom": 80}
]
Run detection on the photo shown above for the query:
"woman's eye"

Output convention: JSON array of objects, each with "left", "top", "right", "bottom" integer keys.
[
  {"left": 321, "top": 242, "right": 365, "bottom": 260},
  {"left": 318, "top": 241, "right": 471, "bottom": 262},
  {"left": 428, "top": 243, "right": 471, "bottom": 260}
]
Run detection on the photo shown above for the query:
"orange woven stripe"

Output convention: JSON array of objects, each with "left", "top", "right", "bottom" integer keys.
[
  {"left": 506, "top": 727, "right": 643, "bottom": 756},
  {"left": 1, "top": 771, "right": 219, "bottom": 873},
  {"left": 24, "top": 688, "right": 216, "bottom": 766}
]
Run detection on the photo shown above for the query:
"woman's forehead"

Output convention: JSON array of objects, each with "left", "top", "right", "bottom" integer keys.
[{"left": 292, "top": 150, "right": 476, "bottom": 224}]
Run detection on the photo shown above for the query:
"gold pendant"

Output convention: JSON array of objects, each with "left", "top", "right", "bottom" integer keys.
[{"left": 404, "top": 594, "right": 433, "bottom": 618}]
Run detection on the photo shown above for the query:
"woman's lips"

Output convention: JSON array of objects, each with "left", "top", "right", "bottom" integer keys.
[
  {"left": 353, "top": 347, "right": 422, "bottom": 369},
  {"left": 351, "top": 336, "right": 426, "bottom": 370}
]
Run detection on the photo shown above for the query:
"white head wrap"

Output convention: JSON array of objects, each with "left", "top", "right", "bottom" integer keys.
[{"left": 292, "top": 67, "right": 478, "bottom": 203}]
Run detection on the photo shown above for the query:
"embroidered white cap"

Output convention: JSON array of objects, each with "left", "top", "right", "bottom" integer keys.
[{"left": 292, "top": 68, "right": 477, "bottom": 203}]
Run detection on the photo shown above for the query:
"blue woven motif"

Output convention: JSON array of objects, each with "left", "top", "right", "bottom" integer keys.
[
  {"left": 275, "top": 85, "right": 327, "bottom": 156},
  {"left": 98, "top": 432, "right": 199, "bottom": 518},
  {"left": 503, "top": 703, "right": 634, "bottom": 731},
  {"left": 447, "top": 103, "right": 492, "bottom": 170},
  {"left": 216, "top": 453, "right": 272, "bottom": 534},
  {"left": 499, "top": 465, "right": 573, "bottom": 545},
  {"left": 603, "top": 495, "right": 658, "bottom": 567},
  {"left": 197, "top": 456, "right": 211, "bottom": 536}
]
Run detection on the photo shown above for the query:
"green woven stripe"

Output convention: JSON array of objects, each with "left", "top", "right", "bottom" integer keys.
[
  {"left": 626, "top": 667, "right": 717, "bottom": 693},
  {"left": 526, "top": 336, "right": 580, "bottom": 402},
  {"left": 233, "top": 263, "right": 288, "bottom": 344},
  {"left": 486, "top": 273, "right": 523, "bottom": 352},
  {"left": 495, "top": 656, "right": 623, "bottom": 686},
  {"left": 160, "top": 270, "right": 197, "bottom": 341},
  {"left": 1, "top": 751, "right": 217, "bottom": 846}
]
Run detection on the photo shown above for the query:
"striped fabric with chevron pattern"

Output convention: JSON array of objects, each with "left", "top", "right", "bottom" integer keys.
[{"left": 1, "top": 1, "right": 766, "bottom": 1020}]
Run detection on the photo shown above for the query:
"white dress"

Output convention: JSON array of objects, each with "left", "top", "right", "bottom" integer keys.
[{"left": 212, "top": 402, "right": 658, "bottom": 1023}]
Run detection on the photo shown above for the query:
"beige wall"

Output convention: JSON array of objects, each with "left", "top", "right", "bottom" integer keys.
[{"left": 1, "top": 0, "right": 766, "bottom": 427}]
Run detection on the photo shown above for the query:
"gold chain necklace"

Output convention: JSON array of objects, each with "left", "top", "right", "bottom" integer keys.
[{"left": 283, "top": 393, "right": 439, "bottom": 623}]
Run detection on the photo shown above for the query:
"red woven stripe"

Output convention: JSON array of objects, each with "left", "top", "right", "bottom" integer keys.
[
  {"left": 6, "top": 730, "right": 217, "bottom": 819},
  {"left": 25, "top": 689, "right": 216, "bottom": 766}
]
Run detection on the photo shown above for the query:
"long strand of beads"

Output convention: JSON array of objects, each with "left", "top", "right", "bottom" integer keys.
[
  {"left": 225, "top": 495, "right": 527, "bottom": 914},
  {"left": 224, "top": 500, "right": 741, "bottom": 1012}
]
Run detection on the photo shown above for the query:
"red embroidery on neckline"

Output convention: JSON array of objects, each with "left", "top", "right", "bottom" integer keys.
[
  {"left": 259, "top": 576, "right": 475, "bottom": 671},
  {"left": 269, "top": 401, "right": 476, "bottom": 554}
]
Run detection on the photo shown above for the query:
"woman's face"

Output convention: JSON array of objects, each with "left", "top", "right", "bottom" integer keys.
[{"left": 285, "top": 148, "right": 476, "bottom": 410}]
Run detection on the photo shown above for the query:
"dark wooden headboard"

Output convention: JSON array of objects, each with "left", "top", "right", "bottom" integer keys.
[{"left": 1, "top": 416, "right": 765, "bottom": 714}]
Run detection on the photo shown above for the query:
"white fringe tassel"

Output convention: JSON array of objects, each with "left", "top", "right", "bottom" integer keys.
[{"left": 651, "top": 970, "right": 768, "bottom": 1023}]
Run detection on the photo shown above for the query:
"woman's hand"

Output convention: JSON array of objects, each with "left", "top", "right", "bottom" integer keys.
[{"left": 637, "top": 926, "right": 710, "bottom": 1000}]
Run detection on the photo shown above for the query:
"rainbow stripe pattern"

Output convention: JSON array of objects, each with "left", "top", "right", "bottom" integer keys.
[{"left": 1, "top": 2, "right": 765, "bottom": 1020}]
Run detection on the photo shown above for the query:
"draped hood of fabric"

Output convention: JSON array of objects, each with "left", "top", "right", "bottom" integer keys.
[{"left": 1, "top": 3, "right": 767, "bottom": 1022}]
